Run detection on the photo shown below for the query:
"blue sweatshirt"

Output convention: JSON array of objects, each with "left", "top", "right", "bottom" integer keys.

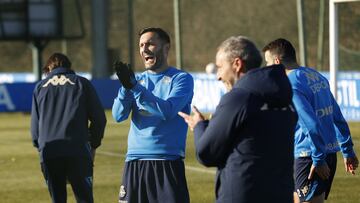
[
  {"left": 288, "top": 66, "right": 355, "bottom": 166},
  {"left": 112, "top": 67, "right": 194, "bottom": 161}
]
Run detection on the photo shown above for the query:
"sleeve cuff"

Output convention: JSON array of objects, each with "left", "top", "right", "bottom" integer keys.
[
  {"left": 117, "top": 87, "right": 134, "bottom": 100},
  {"left": 312, "top": 159, "right": 327, "bottom": 167},
  {"left": 342, "top": 150, "right": 356, "bottom": 158},
  {"left": 33, "top": 140, "right": 39, "bottom": 148},
  {"left": 130, "top": 82, "right": 142, "bottom": 93},
  {"left": 193, "top": 121, "right": 209, "bottom": 141}
]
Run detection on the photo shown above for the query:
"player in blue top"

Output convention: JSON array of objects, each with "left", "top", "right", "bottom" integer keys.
[
  {"left": 263, "top": 38, "right": 358, "bottom": 203},
  {"left": 112, "top": 27, "right": 194, "bottom": 203}
]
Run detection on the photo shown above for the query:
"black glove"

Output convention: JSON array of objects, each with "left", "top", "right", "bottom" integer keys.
[{"left": 113, "top": 60, "right": 137, "bottom": 89}]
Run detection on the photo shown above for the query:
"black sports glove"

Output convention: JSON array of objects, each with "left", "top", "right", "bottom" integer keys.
[{"left": 113, "top": 60, "right": 137, "bottom": 89}]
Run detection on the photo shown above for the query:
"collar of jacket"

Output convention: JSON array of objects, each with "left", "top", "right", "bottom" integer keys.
[
  {"left": 232, "top": 64, "right": 292, "bottom": 107},
  {"left": 47, "top": 67, "right": 75, "bottom": 78},
  {"left": 233, "top": 64, "right": 286, "bottom": 89}
]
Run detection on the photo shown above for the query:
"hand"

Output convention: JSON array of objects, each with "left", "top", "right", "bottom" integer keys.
[
  {"left": 178, "top": 106, "right": 205, "bottom": 131},
  {"left": 308, "top": 163, "right": 330, "bottom": 180},
  {"left": 113, "top": 60, "right": 137, "bottom": 89},
  {"left": 344, "top": 155, "right": 359, "bottom": 175}
]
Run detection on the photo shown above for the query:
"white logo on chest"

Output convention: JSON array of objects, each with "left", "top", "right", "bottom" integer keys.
[{"left": 162, "top": 76, "right": 171, "bottom": 83}]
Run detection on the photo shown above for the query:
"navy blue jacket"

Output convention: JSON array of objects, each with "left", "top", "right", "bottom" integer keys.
[
  {"left": 194, "top": 65, "right": 298, "bottom": 203},
  {"left": 31, "top": 67, "right": 106, "bottom": 162}
]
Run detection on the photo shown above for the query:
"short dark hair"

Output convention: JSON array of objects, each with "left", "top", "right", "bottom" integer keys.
[
  {"left": 218, "top": 36, "right": 262, "bottom": 72},
  {"left": 138, "top": 27, "right": 170, "bottom": 44},
  {"left": 43, "top": 53, "right": 72, "bottom": 74},
  {"left": 262, "top": 38, "right": 297, "bottom": 63}
]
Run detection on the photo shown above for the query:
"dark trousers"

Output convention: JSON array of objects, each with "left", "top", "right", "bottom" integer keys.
[
  {"left": 119, "top": 159, "right": 190, "bottom": 203},
  {"left": 294, "top": 153, "right": 337, "bottom": 202},
  {"left": 41, "top": 157, "right": 93, "bottom": 203}
]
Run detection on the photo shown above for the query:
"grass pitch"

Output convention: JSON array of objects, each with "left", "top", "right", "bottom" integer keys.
[{"left": 0, "top": 111, "right": 359, "bottom": 203}]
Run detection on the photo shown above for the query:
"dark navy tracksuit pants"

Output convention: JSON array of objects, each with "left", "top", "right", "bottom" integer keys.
[{"left": 41, "top": 157, "right": 93, "bottom": 203}]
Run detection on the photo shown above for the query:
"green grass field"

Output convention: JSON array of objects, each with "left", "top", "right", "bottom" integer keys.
[{"left": 0, "top": 111, "right": 359, "bottom": 203}]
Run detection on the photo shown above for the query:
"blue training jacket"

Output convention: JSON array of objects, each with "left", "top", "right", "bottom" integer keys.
[
  {"left": 112, "top": 67, "right": 194, "bottom": 161},
  {"left": 288, "top": 66, "right": 355, "bottom": 166},
  {"left": 194, "top": 65, "right": 298, "bottom": 203},
  {"left": 31, "top": 67, "right": 107, "bottom": 162}
]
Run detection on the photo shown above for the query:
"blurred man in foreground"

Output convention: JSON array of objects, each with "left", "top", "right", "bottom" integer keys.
[{"left": 179, "top": 36, "right": 297, "bottom": 203}]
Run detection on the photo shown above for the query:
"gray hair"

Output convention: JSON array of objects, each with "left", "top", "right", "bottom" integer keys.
[{"left": 218, "top": 36, "right": 262, "bottom": 71}]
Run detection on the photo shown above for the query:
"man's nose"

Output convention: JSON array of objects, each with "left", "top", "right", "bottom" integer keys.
[
  {"left": 140, "top": 45, "right": 147, "bottom": 52},
  {"left": 144, "top": 48, "right": 153, "bottom": 55}
]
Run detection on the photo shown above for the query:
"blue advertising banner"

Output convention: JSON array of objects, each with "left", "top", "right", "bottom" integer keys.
[
  {"left": 0, "top": 80, "right": 120, "bottom": 112},
  {"left": 321, "top": 72, "right": 360, "bottom": 121},
  {"left": 190, "top": 73, "right": 226, "bottom": 113},
  {"left": 0, "top": 82, "right": 35, "bottom": 112},
  {"left": 91, "top": 79, "right": 121, "bottom": 108},
  {"left": 1, "top": 72, "right": 360, "bottom": 121}
]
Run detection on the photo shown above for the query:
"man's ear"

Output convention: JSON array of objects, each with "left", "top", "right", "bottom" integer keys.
[
  {"left": 164, "top": 43, "right": 170, "bottom": 53},
  {"left": 162, "top": 43, "right": 170, "bottom": 59},
  {"left": 233, "top": 57, "right": 244, "bottom": 73},
  {"left": 274, "top": 57, "right": 281, "bottom": 65}
]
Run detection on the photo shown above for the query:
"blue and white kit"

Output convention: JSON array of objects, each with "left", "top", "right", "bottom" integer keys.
[
  {"left": 289, "top": 66, "right": 355, "bottom": 166},
  {"left": 112, "top": 67, "right": 194, "bottom": 161}
]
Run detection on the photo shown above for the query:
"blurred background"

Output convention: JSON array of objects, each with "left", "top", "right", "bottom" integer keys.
[
  {"left": 0, "top": 0, "right": 359, "bottom": 75},
  {"left": 1, "top": 1, "right": 360, "bottom": 202}
]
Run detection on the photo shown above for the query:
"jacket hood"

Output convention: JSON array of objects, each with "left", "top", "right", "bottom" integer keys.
[{"left": 234, "top": 64, "right": 292, "bottom": 107}]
